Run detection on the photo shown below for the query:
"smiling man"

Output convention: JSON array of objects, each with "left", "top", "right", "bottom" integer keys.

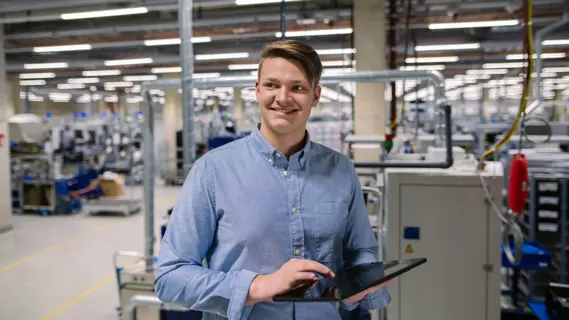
[{"left": 155, "top": 40, "right": 390, "bottom": 320}]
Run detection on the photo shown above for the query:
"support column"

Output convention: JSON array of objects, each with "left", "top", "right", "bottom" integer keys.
[
  {"left": 0, "top": 24, "right": 13, "bottom": 233},
  {"left": 354, "top": 0, "right": 386, "bottom": 164},
  {"left": 233, "top": 88, "right": 245, "bottom": 131},
  {"left": 163, "top": 90, "right": 182, "bottom": 166},
  {"left": 9, "top": 79, "right": 20, "bottom": 115}
]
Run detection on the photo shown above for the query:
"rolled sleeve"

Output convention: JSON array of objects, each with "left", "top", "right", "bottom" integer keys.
[
  {"left": 228, "top": 270, "right": 259, "bottom": 320},
  {"left": 360, "top": 287, "right": 391, "bottom": 310}
]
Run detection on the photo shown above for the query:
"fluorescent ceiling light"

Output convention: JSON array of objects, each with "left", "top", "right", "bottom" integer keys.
[
  {"left": 482, "top": 62, "right": 527, "bottom": 69},
  {"left": 399, "top": 65, "right": 445, "bottom": 71},
  {"left": 104, "top": 81, "right": 134, "bottom": 87},
  {"left": 20, "top": 80, "right": 46, "bottom": 86},
  {"left": 61, "top": 7, "right": 148, "bottom": 20},
  {"left": 193, "top": 73, "right": 221, "bottom": 79},
  {"left": 82, "top": 69, "right": 121, "bottom": 76},
  {"left": 415, "top": 43, "right": 480, "bottom": 51},
  {"left": 104, "top": 96, "right": 119, "bottom": 102},
  {"left": 228, "top": 64, "right": 258, "bottom": 70},
  {"left": 506, "top": 53, "right": 566, "bottom": 60},
  {"left": 123, "top": 75, "right": 158, "bottom": 82},
  {"left": 543, "top": 39, "right": 569, "bottom": 46},
  {"left": 276, "top": 28, "right": 353, "bottom": 38},
  {"left": 19, "top": 73, "right": 56, "bottom": 79},
  {"left": 428, "top": 19, "right": 519, "bottom": 30},
  {"left": 58, "top": 83, "right": 86, "bottom": 89},
  {"left": 104, "top": 58, "right": 153, "bottom": 66},
  {"left": 543, "top": 67, "right": 569, "bottom": 73},
  {"left": 466, "top": 69, "right": 509, "bottom": 75},
  {"left": 24, "top": 62, "right": 68, "bottom": 69},
  {"left": 322, "top": 68, "right": 356, "bottom": 75},
  {"left": 68, "top": 77, "right": 100, "bottom": 84},
  {"left": 151, "top": 67, "right": 182, "bottom": 73},
  {"left": 144, "top": 37, "right": 211, "bottom": 46},
  {"left": 406, "top": 56, "right": 459, "bottom": 63},
  {"left": 322, "top": 60, "right": 354, "bottom": 67},
  {"left": 33, "top": 44, "right": 92, "bottom": 53},
  {"left": 195, "top": 53, "right": 249, "bottom": 60},
  {"left": 127, "top": 96, "right": 145, "bottom": 104},
  {"left": 236, "top": 0, "right": 303, "bottom": 5},
  {"left": 317, "top": 48, "right": 356, "bottom": 55}
]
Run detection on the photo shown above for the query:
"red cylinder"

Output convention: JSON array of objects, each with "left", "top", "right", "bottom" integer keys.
[{"left": 508, "top": 154, "right": 529, "bottom": 216}]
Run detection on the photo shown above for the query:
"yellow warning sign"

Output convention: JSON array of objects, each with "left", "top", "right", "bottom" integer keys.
[{"left": 405, "top": 244, "right": 414, "bottom": 254}]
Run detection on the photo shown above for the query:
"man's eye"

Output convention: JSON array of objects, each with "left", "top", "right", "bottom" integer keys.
[{"left": 264, "top": 83, "right": 277, "bottom": 88}]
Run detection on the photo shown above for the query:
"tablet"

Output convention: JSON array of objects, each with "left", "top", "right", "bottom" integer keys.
[{"left": 273, "top": 258, "right": 427, "bottom": 302}]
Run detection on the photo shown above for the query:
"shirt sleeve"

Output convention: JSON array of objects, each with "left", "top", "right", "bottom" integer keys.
[
  {"left": 341, "top": 162, "right": 391, "bottom": 311},
  {"left": 154, "top": 158, "right": 258, "bottom": 320}
]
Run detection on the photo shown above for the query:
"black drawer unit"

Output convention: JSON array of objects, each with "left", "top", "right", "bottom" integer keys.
[{"left": 522, "top": 173, "right": 569, "bottom": 299}]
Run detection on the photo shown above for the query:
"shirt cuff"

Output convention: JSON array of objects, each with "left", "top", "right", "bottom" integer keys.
[
  {"left": 227, "top": 269, "right": 259, "bottom": 320},
  {"left": 359, "top": 287, "right": 391, "bottom": 310}
]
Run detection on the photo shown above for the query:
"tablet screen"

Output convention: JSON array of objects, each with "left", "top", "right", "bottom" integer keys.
[{"left": 273, "top": 258, "right": 426, "bottom": 302}]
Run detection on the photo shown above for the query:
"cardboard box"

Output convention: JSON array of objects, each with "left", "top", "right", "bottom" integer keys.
[{"left": 99, "top": 176, "right": 124, "bottom": 197}]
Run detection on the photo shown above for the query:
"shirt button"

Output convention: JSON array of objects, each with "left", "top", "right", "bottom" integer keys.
[
  {"left": 283, "top": 171, "right": 288, "bottom": 176},
  {"left": 294, "top": 248, "right": 301, "bottom": 256},
  {"left": 292, "top": 207, "right": 297, "bottom": 214}
]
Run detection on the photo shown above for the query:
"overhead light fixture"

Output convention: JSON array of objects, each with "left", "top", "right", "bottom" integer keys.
[
  {"left": 543, "top": 67, "right": 569, "bottom": 73},
  {"left": 68, "top": 77, "right": 100, "bottom": 84},
  {"left": 415, "top": 43, "right": 480, "bottom": 51},
  {"left": 123, "top": 75, "right": 158, "bottom": 81},
  {"left": 195, "top": 52, "right": 249, "bottom": 60},
  {"left": 506, "top": 53, "right": 566, "bottom": 60},
  {"left": 144, "top": 37, "right": 211, "bottom": 46},
  {"left": 317, "top": 48, "right": 356, "bottom": 55},
  {"left": 20, "top": 80, "right": 46, "bottom": 86},
  {"left": 82, "top": 69, "right": 121, "bottom": 76},
  {"left": 104, "top": 58, "right": 153, "bottom": 66},
  {"left": 104, "top": 81, "right": 134, "bottom": 87},
  {"left": 127, "top": 96, "right": 145, "bottom": 104},
  {"left": 33, "top": 44, "right": 92, "bottom": 53},
  {"left": 276, "top": 28, "right": 353, "bottom": 38},
  {"left": 399, "top": 65, "right": 445, "bottom": 71},
  {"left": 406, "top": 56, "right": 459, "bottom": 63},
  {"left": 482, "top": 62, "right": 527, "bottom": 69},
  {"left": 543, "top": 39, "right": 569, "bottom": 46},
  {"left": 228, "top": 64, "right": 258, "bottom": 70},
  {"left": 151, "top": 67, "right": 182, "bottom": 73},
  {"left": 236, "top": 0, "right": 303, "bottom": 5},
  {"left": 322, "top": 60, "right": 354, "bottom": 67},
  {"left": 61, "top": 7, "right": 149, "bottom": 20},
  {"left": 466, "top": 69, "right": 509, "bottom": 75},
  {"left": 428, "top": 19, "right": 519, "bottom": 30},
  {"left": 192, "top": 73, "right": 221, "bottom": 79},
  {"left": 104, "top": 95, "right": 119, "bottom": 102},
  {"left": 58, "top": 83, "right": 86, "bottom": 89},
  {"left": 19, "top": 73, "right": 56, "bottom": 79},
  {"left": 24, "top": 62, "right": 68, "bottom": 69}
]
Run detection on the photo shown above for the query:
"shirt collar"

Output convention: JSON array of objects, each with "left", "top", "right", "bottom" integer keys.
[{"left": 249, "top": 123, "right": 311, "bottom": 169}]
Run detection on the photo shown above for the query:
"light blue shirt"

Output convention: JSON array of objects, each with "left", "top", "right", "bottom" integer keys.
[{"left": 155, "top": 125, "right": 390, "bottom": 320}]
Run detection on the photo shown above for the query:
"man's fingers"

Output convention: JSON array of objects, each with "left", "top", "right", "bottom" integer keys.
[
  {"left": 294, "top": 271, "right": 318, "bottom": 282},
  {"left": 297, "top": 260, "right": 335, "bottom": 277}
]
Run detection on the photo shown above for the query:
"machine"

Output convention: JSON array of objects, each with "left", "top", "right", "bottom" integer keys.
[{"left": 383, "top": 161, "right": 503, "bottom": 320}]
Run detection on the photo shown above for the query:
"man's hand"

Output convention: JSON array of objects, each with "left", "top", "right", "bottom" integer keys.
[
  {"left": 246, "top": 259, "right": 335, "bottom": 306},
  {"left": 342, "top": 281, "right": 390, "bottom": 303}
]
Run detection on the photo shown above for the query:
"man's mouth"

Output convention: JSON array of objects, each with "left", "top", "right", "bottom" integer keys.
[{"left": 270, "top": 107, "right": 299, "bottom": 115}]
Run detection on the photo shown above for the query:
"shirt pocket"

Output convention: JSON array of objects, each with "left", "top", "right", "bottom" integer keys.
[{"left": 313, "top": 201, "right": 349, "bottom": 263}]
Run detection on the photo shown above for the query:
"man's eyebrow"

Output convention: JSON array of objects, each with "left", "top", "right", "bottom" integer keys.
[{"left": 264, "top": 77, "right": 307, "bottom": 84}]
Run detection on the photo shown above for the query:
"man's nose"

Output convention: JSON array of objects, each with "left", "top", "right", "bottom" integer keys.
[{"left": 276, "top": 87, "right": 292, "bottom": 104}]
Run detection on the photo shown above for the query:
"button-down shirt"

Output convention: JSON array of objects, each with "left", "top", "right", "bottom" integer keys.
[{"left": 155, "top": 125, "right": 390, "bottom": 320}]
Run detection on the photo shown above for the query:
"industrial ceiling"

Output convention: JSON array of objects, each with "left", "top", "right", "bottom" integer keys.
[{"left": 3, "top": 0, "right": 569, "bottom": 102}]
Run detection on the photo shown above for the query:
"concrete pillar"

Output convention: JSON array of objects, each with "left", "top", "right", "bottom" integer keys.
[
  {"left": 353, "top": 0, "right": 386, "bottom": 164},
  {"left": 0, "top": 24, "right": 13, "bottom": 232},
  {"left": 9, "top": 79, "right": 20, "bottom": 115},
  {"left": 163, "top": 90, "right": 182, "bottom": 164},
  {"left": 233, "top": 88, "right": 245, "bottom": 131}
]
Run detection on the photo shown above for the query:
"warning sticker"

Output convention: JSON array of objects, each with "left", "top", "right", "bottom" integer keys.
[{"left": 405, "top": 244, "right": 414, "bottom": 254}]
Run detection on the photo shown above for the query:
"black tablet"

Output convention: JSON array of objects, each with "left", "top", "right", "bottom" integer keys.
[{"left": 273, "top": 258, "right": 427, "bottom": 302}]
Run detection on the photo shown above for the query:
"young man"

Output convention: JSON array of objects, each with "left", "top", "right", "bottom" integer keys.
[{"left": 155, "top": 40, "right": 390, "bottom": 320}]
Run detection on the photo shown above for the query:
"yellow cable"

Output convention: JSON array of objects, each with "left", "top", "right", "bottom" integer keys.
[{"left": 480, "top": 0, "right": 533, "bottom": 162}]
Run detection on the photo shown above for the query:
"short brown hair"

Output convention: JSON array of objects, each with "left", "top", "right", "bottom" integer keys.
[{"left": 258, "top": 40, "right": 323, "bottom": 88}]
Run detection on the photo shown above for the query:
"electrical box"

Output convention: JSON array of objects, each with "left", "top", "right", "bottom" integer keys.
[{"left": 384, "top": 162, "right": 503, "bottom": 320}]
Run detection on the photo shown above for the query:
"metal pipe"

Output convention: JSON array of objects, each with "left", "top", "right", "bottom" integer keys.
[
  {"left": 179, "top": 0, "right": 196, "bottom": 174},
  {"left": 124, "top": 294, "right": 187, "bottom": 320},
  {"left": 534, "top": 10, "right": 569, "bottom": 102},
  {"left": 353, "top": 104, "right": 453, "bottom": 169},
  {"left": 142, "top": 90, "right": 156, "bottom": 271},
  {"left": 388, "top": 0, "right": 397, "bottom": 137}
]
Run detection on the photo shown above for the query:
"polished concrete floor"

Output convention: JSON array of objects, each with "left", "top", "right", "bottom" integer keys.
[{"left": 0, "top": 184, "right": 181, "bottom": 320}]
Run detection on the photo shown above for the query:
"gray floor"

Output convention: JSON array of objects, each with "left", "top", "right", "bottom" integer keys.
[{"left": 0, "top": 184, "right": 181, "bottom": 320}]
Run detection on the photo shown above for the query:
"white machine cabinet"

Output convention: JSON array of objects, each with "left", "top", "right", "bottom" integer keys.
[{"left": 383, "top": 163, "right": 503, "bottom": 320}]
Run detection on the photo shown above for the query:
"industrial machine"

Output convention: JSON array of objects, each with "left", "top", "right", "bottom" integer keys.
[{"left": 383, "top": 162, "right": 503, "bottom": 320}]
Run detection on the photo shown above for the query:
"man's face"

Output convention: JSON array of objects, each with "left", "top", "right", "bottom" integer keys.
[{"left": 255, "top": 57, "right": 321, "bottom": 135}]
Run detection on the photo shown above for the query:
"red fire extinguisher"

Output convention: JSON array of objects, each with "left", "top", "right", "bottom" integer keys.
[
  {"left": 0, "top": 133, "right": 4, "bottom": 148},
  {"left": 508, "top": 153, "right": 529, "bottom": 216}
]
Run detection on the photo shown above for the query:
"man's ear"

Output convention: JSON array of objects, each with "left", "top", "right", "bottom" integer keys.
[
  {"left": 255, "top": 79, "right": 260, "bottom": 100},
  {"left": 312, "top": 85, "right": 321, "bottom": 108}
]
